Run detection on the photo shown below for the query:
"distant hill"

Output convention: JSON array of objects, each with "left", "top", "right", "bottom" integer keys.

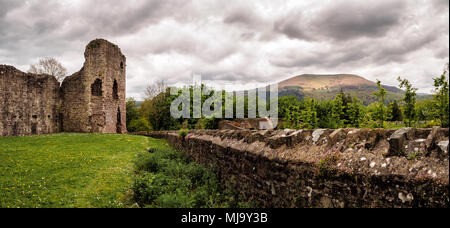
[
  {"left": 277, "top": 74, "right": 429, "bottom": 105},
  {"left": 135, "top": 74, "right": 431, "bottom": 107}
]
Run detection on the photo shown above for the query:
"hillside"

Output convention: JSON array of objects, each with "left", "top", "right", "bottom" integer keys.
[
  {"left": 277, "top": 74, "right": 427, "bottom": 105},
  {"left": 138, "top": 74, "right": 430, "bottom": 106}
]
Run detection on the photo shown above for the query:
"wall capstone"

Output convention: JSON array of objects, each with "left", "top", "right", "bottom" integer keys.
[{"left": 135, "top": 128, "right": 449, "bottom": 208}]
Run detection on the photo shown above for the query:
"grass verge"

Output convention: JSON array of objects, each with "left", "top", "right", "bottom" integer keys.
[
  {"left": 131, "top": 138, "right": 253, "bottom": 208},
  {"left": 0, "top": 133, "right": 149, "bottom": 208}
]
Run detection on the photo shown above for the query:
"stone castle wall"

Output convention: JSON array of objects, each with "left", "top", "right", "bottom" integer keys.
[
  {"left": 138, "top": 128, "right": 449, "bottom": 208},
  {"left": 0, "top": 39, "right": 126, "bottom": 136},
  {"left": 61, "top": 39, "right": 126, "bottom": 134},
  {"left": 0, "top": 65, "right": 61, "bottom": 136}
]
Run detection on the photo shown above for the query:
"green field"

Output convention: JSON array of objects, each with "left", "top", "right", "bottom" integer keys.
[{"left": 0, "top": 133, "right": 150, "bottom": 208}]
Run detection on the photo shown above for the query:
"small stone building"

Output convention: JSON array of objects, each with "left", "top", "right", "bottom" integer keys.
[{"left": 0, "top": 39, "right": 127, "bottom": 136}]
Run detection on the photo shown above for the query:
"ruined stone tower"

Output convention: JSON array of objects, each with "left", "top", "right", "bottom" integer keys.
[
  {"left": 0, "top": 39, "right": 127, "bottom": 136},
  {"left": 61, "top": 39, "right": 127, "bottom": 134}
]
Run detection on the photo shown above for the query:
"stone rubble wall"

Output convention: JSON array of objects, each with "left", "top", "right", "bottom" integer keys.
[
  {"left": 136, "top": 127, "right": 449, "bottom": 208},
  {"left": 0, "top": 65, "right": 61, "bottom": 136},
  {"left": 0, "top": 39, "right": 126, "bottom": 136},
  {"left": 61, "top": 39, "right": 127, "bottom": 134}
]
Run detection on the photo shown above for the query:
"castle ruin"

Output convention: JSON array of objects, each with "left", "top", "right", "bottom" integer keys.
[{"left": 0, "top": 39, "right": 126, "bottom": 136}]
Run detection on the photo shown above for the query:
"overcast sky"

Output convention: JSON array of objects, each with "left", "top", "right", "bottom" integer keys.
[{"left": 0, "top": 0, "right": 448, "bottom": 99}]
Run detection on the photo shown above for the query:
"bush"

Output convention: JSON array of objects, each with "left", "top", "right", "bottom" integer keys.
[
  {"left": 131, "top": 140, "right": 252, "bottom": 208},
  {"left": 128, "top": 118, "right": 152, "bottom": 132},
  {"left": 178, "top": 129, "right": 189, "bottom": 137},
  {"left": 154, "top": 190, "right": 195, "bottom": 208},
  {"left": 134, "top": 153, "right": 162, "bottom": 173},
  {"left": 194, "top": 119, "right": 205, "bottom": 129},
  {"left": 203, "top": 117, "right": 219, "bottom": 129}
]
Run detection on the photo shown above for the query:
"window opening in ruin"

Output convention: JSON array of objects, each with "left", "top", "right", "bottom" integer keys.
[
  {"left": 31, "top": 124, "right": 37, "bottom": 134},
  {"left": 91, "top": 79, "right": 103, "bottom": 96},
  {"left": 113, "top": 80, "right": 119, "bottom": 100},
  {"left": 116, "top": 107, "right": 122, "bottom": 133},
  {"left": 120, "top": 62, "right": 124, "bottom": 69},
  {"left": 32, "top": 115, "right": 38, "bottom": 119}
]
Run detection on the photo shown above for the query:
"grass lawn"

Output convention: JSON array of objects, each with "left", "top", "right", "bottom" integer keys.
[{"left": 0, "top": 133, "right": 149, "bottom": 208}]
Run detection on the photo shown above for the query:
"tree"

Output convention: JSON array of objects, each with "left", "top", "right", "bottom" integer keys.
[
  {"left": 387, "top": 100, "right": 403, "bottom": 122},
  {"left": 280, "top": 96, "right": 302, "bottom": 129},
  {"left": 126, "top": 97, "right": 141, "bottom": 128},
  {"left": 145, "top": 80, "right": 167, "bottom": 100},
  {"left": 128, "top": 118, "right": 152, "bottom": 132},
  {"left": 373, "top": 80, "right": 387, "bottom": 128},
  {"left": 279, "top": 96, "right": 301, "bottom": 119},
  {"left": 141, "top": 90, "right": 180, "bottom": 131},
  {"left": 397, "top": 77, "right": 418, "bottom": 127},
  {"left": 331, "top": 94, "right": 344, "bottom": 128},
  {"left": 316, "top": 100, "right": 333, "bottom": 128},
  {"left": 432, "top": 64, "right": 449, "bottom": 127},
  {"left": 416, "top": 99, "right": 434, "bottom": 121},
  {"left": 28, "top": 57, "right": 67, "bottom": 82},
  {"left": 337, "top": 88, "right": 353, "bottom": 121},
  {"left": 300, "top": 98, "right": 318, "bottom": 129},
  {"left": 348, "top": 98, "right": 364, "bottom": 128}
]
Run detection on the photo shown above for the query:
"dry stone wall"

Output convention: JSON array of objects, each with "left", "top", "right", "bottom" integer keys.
[
  {"left": 0, "top": 39, "right": 126, "bottom": 136},
  {"left": 138, "top": 127, "right": 449, "bottom": 208}
]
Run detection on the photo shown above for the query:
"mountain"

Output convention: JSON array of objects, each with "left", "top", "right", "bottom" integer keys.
[{"left": 277, "top": 74, "right": 428, "bottom": 105}]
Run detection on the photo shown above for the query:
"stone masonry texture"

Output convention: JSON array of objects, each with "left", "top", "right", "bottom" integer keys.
[
  {"left": 138, "top": 128, "right": 449, "bottom": 208},
  {"left": 0, "top": 39, "right": 126, "bottom": 136},
  {"left": 61, "top": 39, "right": 127, "bottom": 134},
  {"left": 0, "top": 65, "right": 60, "bottom": 136}
]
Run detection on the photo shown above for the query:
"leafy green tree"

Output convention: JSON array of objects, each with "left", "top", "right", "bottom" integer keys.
[
  {"left": 387, "top": 100, "right": 403, "bottom": 122},
  {"left": 331, "top": 94, "right": 344, "bottom": 128},
  {"left": 279, "top": 96, "right": 301, "bottom": 119},
  {"left": 141, "top": 89, "right": 180, "bottom": 131},
  {"left": 397, "top": 77, "right": 418, "bottom": 127},
  {"left": 126, "top": 97, "right": 141, "bottom": 128},
  {"left": 128, "top": 118, "right": 152, "bottom": 132},
  {"left": 316, "top": 100, "right": 333, "bottom": 128},
  {"left": 348, "top": 99, "right": 365, "bottom": 127},
  {"left": 278, "top": 96, "right": 302, "bottom": 128},
  {"left": 432, "top": 64, "right": 449, "bottom": 127},
  {"left": 416, "top": 99, "right": 435, "bottom": 121},
  {"left": 373, "top": 80, "right": 388, "bottom": 128},
  {"left": 337, "top": 89, "right": 353, "bottom": 121},
  {"left": 300, "top": 98, "right": 318, "bottom": 129},
  {"left": 361, "top": 103, "right": 384, "bottom": 128}
]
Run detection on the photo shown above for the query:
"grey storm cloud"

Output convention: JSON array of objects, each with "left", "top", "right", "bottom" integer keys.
[
  {"left": 0, "top": 0, "right": 448, "bottom": 99},
  {"left": 274, "top": 0, "right": 407, "bottom": 42},
  {"left": 223, "top": 7, "right": 263, "bottom": 28}
]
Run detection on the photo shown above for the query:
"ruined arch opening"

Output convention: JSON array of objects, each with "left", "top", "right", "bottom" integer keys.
[
  {"left": 91, "top": 79, "right": 102, "bottom": 96},
  {"left": 113, "top": 80, "right": 119, "bottom": 100},
  {"left": 120, "top": 62, "right": 124, "bottom": 69}
]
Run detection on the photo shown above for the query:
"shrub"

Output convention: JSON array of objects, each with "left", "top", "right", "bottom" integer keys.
[
  {"left": 194, "top": 119, "right": 205, "bottom": 129},
  {"left": 132, "top": 173, "right": 161, "bottom": 205},
  {"left": 178, "top": 129, "right": 189, "bottom": 138},
  {"left": 131, "top": 141, "right": 252, "bottom": 208},
  {"left": 128, "top": 118, "right": 152, "bottom": 132},
  {"left": 154, "top": 190, "right": 195, "bottom": 208},
  {"left": 134, "top": 153, "right": 161, "bottom": 173},
  {"left": 407, "top": 152, "right": 420, "bottom": 160}
]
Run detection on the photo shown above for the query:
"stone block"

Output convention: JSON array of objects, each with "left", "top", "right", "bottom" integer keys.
[{"left": 387, "top": 128, "right": 414, "bottom": 157}]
